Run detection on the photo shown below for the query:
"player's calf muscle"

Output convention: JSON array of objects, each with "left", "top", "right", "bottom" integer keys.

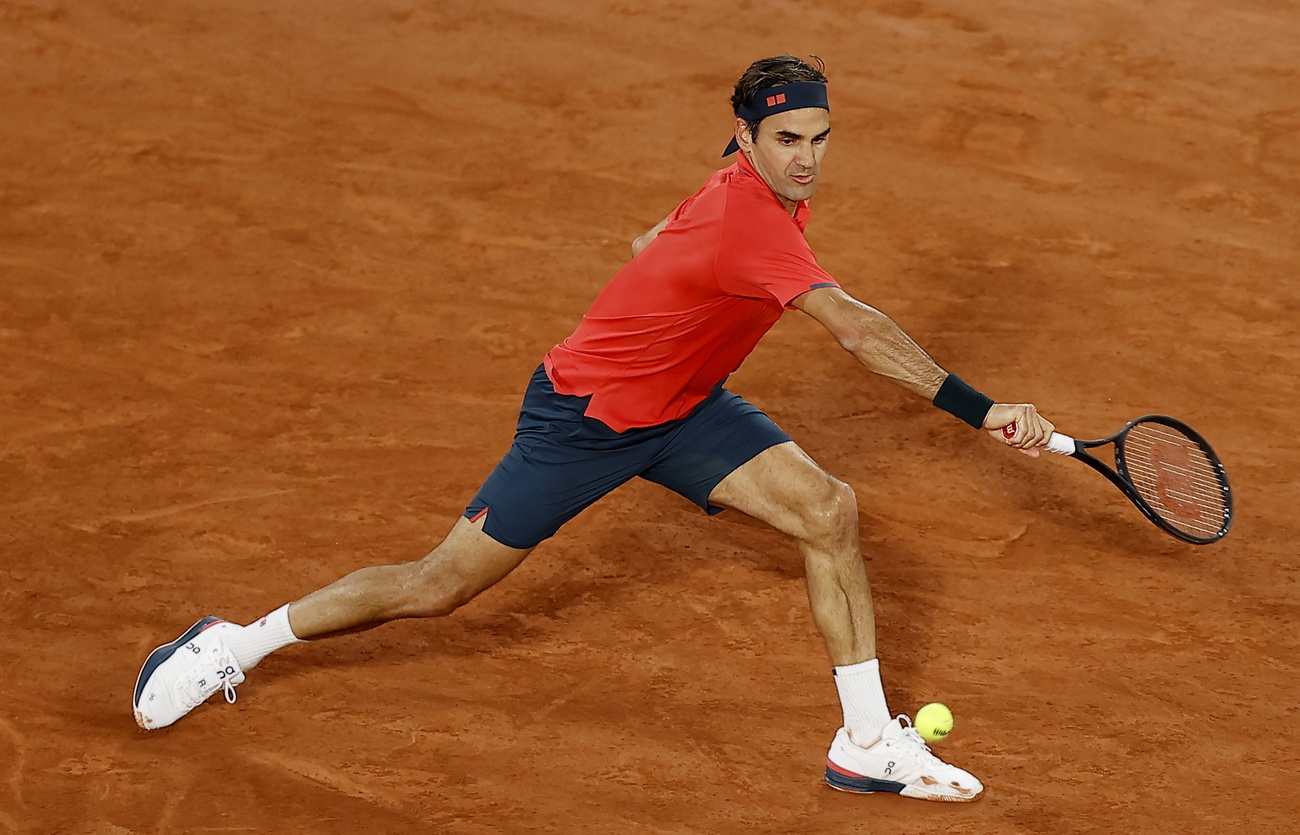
[{"left": 291, "top": 561, "right": 463, "bottom": 635}]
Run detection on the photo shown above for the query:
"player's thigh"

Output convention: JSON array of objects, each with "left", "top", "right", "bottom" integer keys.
[
  {"left": 706, "top": 440, "right": 855, "bottom": 542},
  {"left": 411, "top": 513, "right": 533, "bottom": 597}
]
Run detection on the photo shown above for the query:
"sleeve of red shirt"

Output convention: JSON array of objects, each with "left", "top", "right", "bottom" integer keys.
[{"left": 715, "top": 194, "right": 840, "bottom": 308}]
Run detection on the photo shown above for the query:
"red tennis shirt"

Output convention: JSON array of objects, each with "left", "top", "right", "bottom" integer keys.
[{"left": 543, "top": 152, "right": 839, "bottom": 432}]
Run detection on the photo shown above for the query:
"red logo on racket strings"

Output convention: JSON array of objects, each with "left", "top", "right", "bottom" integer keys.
[
  {"left": 1152, "top": 443, "right": 1201, "bottom": 521},
  {"left": 765, "top": 93, "right": 787, "bottom": 107}
]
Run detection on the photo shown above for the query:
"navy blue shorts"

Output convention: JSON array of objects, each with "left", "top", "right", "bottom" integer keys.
[{"left": 464, "top": 365, "right": 791, "bottom": 549}]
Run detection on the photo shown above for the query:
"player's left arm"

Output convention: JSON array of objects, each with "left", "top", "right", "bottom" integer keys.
[
  {"left": 631, "top": 215, "right": 671, "bottom": 258},
  {"left": 792, "top": 286, "right": 1053, "bottom": 453}
]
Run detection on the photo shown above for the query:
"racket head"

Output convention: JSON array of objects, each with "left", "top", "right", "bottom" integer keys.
[{"left": 1112, "top": 415, "right": 1233, "bottom": 544}]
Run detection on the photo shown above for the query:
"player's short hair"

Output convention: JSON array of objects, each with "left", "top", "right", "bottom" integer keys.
[{"left": 731, "top": 55, "right": 828, "bottom": 142}]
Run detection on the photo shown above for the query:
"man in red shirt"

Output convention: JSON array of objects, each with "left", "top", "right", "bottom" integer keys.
[{"left": 134, "top": 55, "right": 1053, "bottom": 802}]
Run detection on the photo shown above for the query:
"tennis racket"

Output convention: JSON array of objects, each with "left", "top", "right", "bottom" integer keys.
[{"left": 1003, "top": 415, "right": 1233, "bottom": 544}]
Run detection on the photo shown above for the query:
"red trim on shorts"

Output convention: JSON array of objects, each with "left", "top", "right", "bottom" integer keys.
[{"left": 470, "top": 506, "right": 489, "bottom": 523}]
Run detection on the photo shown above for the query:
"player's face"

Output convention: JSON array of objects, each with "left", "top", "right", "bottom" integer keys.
[{"left": 737, "top": 108, "right": 831, "bottom": 214}]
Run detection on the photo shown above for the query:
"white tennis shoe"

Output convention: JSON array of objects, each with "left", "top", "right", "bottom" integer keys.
[
  {"left": 824, "top": 715, "right": 984, "bottom": 802},
  {"left": 133, "top": 617, "right": 246, "bottom": 730}
]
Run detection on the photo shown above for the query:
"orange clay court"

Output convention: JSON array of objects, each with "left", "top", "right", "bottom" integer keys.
[{"left": 2, "top": 1, "right": 1298, "bottom": 833}]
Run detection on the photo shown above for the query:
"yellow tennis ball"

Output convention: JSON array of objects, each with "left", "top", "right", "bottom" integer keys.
[{"left": 915, "top": 702, "right": 954, "bottom": 742}]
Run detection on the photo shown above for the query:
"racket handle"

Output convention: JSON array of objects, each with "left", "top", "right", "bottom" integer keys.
[
  {"left": 1001, "top": 423, "right": 1077, "bottom": 455},
  {"left": 1044, "top": 432, "right": 1077, "bottom": 455}
]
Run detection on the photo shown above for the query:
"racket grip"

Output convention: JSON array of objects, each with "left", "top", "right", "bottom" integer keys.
[
  {"left": 1000, "top": 423, "right": 1077, "bottom": 455},
  {"left": 1044, "top": 432, "right": 1077, "bottom": 455}
]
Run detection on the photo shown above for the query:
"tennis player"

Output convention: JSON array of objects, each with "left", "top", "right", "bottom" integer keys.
[{"left": 133, "top": 55, "right": 1053, "bottom": 802}]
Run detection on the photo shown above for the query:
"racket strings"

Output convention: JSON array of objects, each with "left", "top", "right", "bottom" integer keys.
[{"left": 1120, "top": 423, "right": 1228, "bottom": 538}]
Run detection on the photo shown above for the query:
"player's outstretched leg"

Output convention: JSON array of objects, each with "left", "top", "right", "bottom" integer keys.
[
  {"left": 133, "top": 516, "right": 531, "bottom": 730},
  {"left": 824, "top": 715, "right": 983, "bottom": 802}
]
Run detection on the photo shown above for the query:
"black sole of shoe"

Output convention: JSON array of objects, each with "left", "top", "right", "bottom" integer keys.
[{"left": 824, "top": 768, "right": 906, "bottom": 795}]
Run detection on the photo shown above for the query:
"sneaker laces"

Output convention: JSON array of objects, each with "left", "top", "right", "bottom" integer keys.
[
  {"left": 176, "top": 646, "right": 242, "bottom": 709},
  {"left": 893, "top": 715, "right": 945, "bottom": 767}
]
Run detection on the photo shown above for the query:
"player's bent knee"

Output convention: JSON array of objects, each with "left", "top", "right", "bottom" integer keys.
[
  {"left": 402, "top": 580, "right": 474, "bottom": 618},
  {"left": 796, "top": 476, "right": 859, "bottom": 547},
  {"left": 398, "top": 561, "right": 487, "bottom": 619}
]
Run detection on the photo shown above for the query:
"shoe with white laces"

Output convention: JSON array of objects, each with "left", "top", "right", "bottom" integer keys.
[
  {"left": 824, "top": 715, "right": 984, "bottom": 802},
  {"left": 133, "top": 617, "right": 246, "bottom": 730}
]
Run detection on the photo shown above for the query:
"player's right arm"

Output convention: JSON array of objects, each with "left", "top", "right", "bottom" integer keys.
[{"left": 793, "top": 286, "right": 1053, "bottom": 453}]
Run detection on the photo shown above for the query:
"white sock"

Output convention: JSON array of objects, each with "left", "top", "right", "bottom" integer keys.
[
  {"left": 224, "top": 604, "right": 302, "bottom": 670},
  {"left": 833, "top": 658, "right": 893, "bottom": 746}
]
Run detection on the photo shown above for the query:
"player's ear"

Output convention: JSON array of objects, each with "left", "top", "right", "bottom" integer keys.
[{"left": 735, "top": 117, "right": 754, "bottom": 153}]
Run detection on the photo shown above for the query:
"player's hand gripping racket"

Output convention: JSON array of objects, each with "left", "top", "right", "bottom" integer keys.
[{"left": 1003, "top": 415, "right": 1233, "bottom": 544}]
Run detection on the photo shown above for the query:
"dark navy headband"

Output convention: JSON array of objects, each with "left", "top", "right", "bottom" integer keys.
[{"left": 723, "top": 81, "right": 830, "bottom": 157}]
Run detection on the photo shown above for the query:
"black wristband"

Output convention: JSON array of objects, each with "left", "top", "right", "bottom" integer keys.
[{"left": 933, "top": 374, "right": 994, "bottom": 429}]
